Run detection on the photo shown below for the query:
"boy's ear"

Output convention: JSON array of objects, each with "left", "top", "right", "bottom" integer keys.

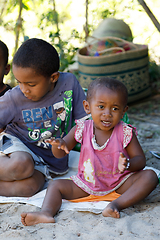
[
  {"left": 50, "top": 72, "right": 59, "bottom": 83},
  {"left": 4, "top": 64, "right": 10, "bottom": 75},
  {"left": 121, "top": 105, "right": 128, "bottom": 119},
  {"left": 83, "top": 100, "right": 91, "bottom": 114}
]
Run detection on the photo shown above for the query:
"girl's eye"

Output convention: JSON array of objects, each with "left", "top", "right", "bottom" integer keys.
[
  {"left": 98, "top": 105, "right": 104, "bottom": 109},
  {"left": 113, "top": 107, "right": 118, "bottom": 111}
]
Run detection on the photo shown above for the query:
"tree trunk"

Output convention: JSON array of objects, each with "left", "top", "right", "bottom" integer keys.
[
  {"left": 84, "top": 0, "right": 89, "bottom": 41},
  {"left": 137, "top": 0, "right": 160, "bottom": 32},
  {"left": 53, "top": 0, "right": 60, "bottom": 42},
  {"left": 14, "top": 0, "right": 23, "bottom": 54}
]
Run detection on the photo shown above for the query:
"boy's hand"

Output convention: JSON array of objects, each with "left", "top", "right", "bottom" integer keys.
[
  {"left": 45, "top": 138, "right": 70, "bottom": 154},
  {"left": 118, "top": 152, "right": 129, "bottom": 173}
]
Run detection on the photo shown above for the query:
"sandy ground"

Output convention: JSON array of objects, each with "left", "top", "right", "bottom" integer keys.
[{"left": 0, "top": 94, "right": 160, "bottom": 240}]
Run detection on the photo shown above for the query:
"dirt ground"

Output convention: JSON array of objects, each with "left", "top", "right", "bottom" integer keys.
[{"left": 127, "top": 92, "right": 160, "bottom": 203}]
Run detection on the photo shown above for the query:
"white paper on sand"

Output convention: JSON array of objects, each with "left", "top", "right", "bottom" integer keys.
[
  {"left": 0, "top": 151, "right": 159, "bottom": 214},
  {"left": 0, "top": 188, "right": 108, "bottom": 214}
]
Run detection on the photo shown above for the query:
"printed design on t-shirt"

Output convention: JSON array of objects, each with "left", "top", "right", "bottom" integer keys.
[
  {"left": 83, "top": 159, "right": 95, "bottom": 185},
  {"left": 53, "top": 93, "right": 72, "bottom": 137},
  {"left": 22, "top": 90, "right": 73, "bottom": 149},
  {"left": 53, "top": 100, "right": 66, "bottom": 138}
]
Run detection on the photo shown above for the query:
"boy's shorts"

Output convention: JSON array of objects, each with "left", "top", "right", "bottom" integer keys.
[{"left": 0, "top": 132, "right": 68, "bottom": 179}]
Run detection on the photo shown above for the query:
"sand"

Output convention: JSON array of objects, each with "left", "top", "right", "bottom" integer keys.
[{"left": 0, "top": 94, "right": 160, "bottom": 240}]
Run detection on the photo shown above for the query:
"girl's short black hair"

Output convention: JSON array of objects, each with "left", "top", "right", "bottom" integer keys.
[
  {"left": 0, "top": 40, "right": 9, "bottom": 65},
  {"left": 87, "top": 77, "right": 128, "bottom": 106},
  {"left": 13, "top": 38, "right": 60, "bottom": 77}
]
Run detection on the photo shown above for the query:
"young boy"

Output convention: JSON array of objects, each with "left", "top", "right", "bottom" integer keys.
[
  {"left": 0, "top": 40, "right": 12, "bottom": 97},
  {"left": 0, "top": 38, "right": 87, "bottom": 197}
]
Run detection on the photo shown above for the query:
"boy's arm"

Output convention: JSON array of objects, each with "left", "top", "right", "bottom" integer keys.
[
  {"left": 122, "top": 132, "right": 146, "bottom": 172},
  {"left": 0, "top": 128, "right": 4, "bottom": 133},
  {"left": 46, "top": 126, "right": 77, "bottom": 159}
]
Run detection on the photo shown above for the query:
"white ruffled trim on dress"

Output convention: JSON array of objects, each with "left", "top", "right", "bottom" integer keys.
[
  {"left": 122, "top": 122, "right": 133, "bottom": 148},
  {"left": 75, "top": 120, "right": 133, "bottom": 150},
  {"left": 75, "top": 119, "right": 85, "bottom": 143},
  {"left": 91, "top": 135, "right": 109, "bottom": 150},
  {"left": 71, "top": 173, "right": 133, "bottom": 196}
]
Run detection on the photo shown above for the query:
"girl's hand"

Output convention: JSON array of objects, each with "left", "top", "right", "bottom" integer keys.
[
  {"left": 118, "top": 152, "right": 128, "bottom": 174},
  {"left": 45, "top": 138, "right": 70, "bottom": 154}
]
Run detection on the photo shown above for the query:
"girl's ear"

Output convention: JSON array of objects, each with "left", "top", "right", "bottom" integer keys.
[
  {"left": 121, "top": 105, "right": 128, "bottom": 119},
  {"left": 50, "top": 72, "right": 60, "bottom": 83},
  {"left": 83, "top": 100, "right": 91, "bottom": 114}
]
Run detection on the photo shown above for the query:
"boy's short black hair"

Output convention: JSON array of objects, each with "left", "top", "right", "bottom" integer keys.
[
  {"left": 87, "top": 77, "right": 128, "bottom": 106},
  {"left": 0, "top": 40, "right": 9, "bottom": 65},
  {"left": 13, "top": 38, "right": 60, "bottom": 77}
]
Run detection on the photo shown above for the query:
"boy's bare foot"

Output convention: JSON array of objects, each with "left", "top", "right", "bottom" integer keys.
[
  {"left": 102, "top": 202, "right": 120, "bottom": 218},
  {"left": 21, "top": 212, "right": 55, "bottom": 226}
]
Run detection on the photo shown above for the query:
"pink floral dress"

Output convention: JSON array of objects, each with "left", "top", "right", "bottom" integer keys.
[{"left": 71, "top": 120, "right": 134, "bottom": 196}]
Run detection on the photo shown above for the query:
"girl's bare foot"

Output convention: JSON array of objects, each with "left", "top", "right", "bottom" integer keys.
[
  {"left": 102, "top": 202, "right": 120, "bottom": 218},
  {"left": 21, "top": 212, "right": 55, "bottom": 226}
]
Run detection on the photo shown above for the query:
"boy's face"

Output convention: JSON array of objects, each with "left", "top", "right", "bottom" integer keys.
[{"left": 12, "top": 65, "right": 58, "bottom": 102}]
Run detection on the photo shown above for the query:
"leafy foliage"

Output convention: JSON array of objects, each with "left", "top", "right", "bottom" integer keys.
[{"left": 49, "top": 29, "right": 79, "bottom": 71}]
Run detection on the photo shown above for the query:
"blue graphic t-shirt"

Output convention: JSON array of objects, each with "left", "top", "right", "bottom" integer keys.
[{"left": 0, "top": 72, "right": 87, "bottom": 173}]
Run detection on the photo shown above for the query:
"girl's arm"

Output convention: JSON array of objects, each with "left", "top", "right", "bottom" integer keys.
[
  {"left": 46, "top": 125, "right": 77, "bottom": 159},
  {"left": 120, "top": 132, "right": 146, "bottom": 172}
]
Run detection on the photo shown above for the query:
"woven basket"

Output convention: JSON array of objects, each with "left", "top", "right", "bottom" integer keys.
[
  {"left": 78, "top": 37, "right": 151, "bottom": 103},
  {"left": 87, "top": 18, "right": 133, "bottom": 42}
]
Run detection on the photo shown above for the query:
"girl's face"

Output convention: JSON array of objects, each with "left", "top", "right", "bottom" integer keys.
[
  {"left": 84, "top": 87, "right": 128, "bottom": 133},
  {"left": 12, "top": 65, "right": 58, "bottom": 102}
]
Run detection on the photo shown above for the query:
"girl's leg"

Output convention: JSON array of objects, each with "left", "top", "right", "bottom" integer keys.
[
  {"left": 102, "top": 169, "right": 158, "bottom": 218},
  {"left": 21, "top": 179, "right": 89, "bottom": 226}
]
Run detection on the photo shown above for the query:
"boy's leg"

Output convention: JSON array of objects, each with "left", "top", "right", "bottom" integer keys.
[
  {"left": 102, "top": 170, "right": 158, "bottom": 218},
  {"left": 0, "top": 169, "right": 45, "bottom": 197},
  {"left": 0, "top": 151, "right": 35, "bottom": 181},
  {"left": 0, "top": 135, "right": 46, "bottom": 196},
  {"left": 21, "top": 179, "right": 89, "bottom": 226}
]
